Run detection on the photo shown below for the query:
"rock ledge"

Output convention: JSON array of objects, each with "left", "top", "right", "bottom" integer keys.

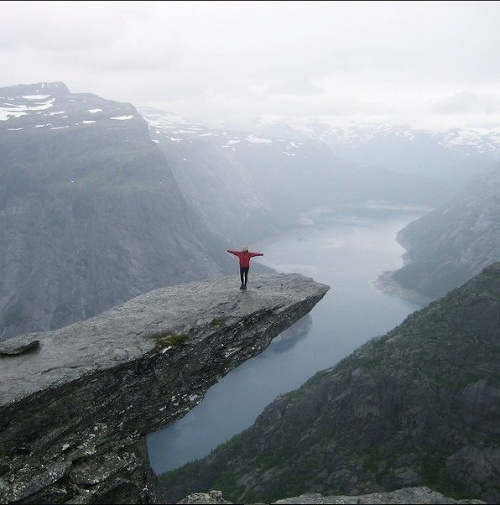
[{"left": 0, "top": 273, "right": 329, "bottom": 504}]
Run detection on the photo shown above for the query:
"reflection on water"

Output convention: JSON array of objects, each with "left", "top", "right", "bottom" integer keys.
[
  {"left": 147, "top": 209, "right": 426, "bottom": 474},
  {"left": 268, "top": 314, "right": 312, "bottom": 353}
]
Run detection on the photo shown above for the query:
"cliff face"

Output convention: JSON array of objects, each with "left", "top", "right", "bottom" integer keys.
[
  {"left": 0, "top": 82, "right": 235, "bottom": 340},
  {"left": 159, "top": 263, "right": 500, "bottom": 504},
  {"left": 0, "top": 273, "right": 330, "bottom": 504}
]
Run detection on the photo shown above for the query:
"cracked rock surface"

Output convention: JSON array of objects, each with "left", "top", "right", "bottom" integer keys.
[{"left": 0, "top": 273, "right": 329, "bottom": 504}]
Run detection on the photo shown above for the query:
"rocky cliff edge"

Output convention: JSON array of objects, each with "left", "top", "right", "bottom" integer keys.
[{"left": 0, "top": 273, "right": 329, "bottom": 504}]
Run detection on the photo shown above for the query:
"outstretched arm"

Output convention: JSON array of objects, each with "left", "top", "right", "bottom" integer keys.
[{"left": 249, "top": 252, "right": 264, "bottom": 257}]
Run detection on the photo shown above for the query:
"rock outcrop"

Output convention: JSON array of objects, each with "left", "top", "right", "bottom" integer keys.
[
  {"left": 177, "top": 486, "right": 485, "bottom": 504},
  {"left": 0, "top": 273, "right": 329, "bottom": 504},
  {"left": 271, "top": 486, "right": 485, "bottom": 504}
]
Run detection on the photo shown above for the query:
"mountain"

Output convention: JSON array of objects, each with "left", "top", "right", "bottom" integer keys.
[
  {"left": 158, "top": 262, "right": 500, "bottom": 504},
  {"left": 387, "top": 164, "right": 500, "bottom": 300},
  {"left": 137, "top": 107, "right": 460, "bottom": 245},
  {"left": 0, "top": 82, "right": 237, "bottom": 339},
  {"left": 247, "top": 117, "right": 500, "bottom": 184}
]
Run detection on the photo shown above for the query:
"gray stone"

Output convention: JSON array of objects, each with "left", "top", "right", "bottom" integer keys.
[
  {"left": 176, "top": 486, "right": 486, "bottom": 504},
  {"left": 177, "top": 490, "right": 232, "bottom": 504},
  {"left": 0, "top": 334, "right": 40, "bottom": 355},
  {"left": 0, "top": 273, "right": 329, "bottom": 504},
  {"left": 272, "top": 486, "right": 485, "bottom": 504}
]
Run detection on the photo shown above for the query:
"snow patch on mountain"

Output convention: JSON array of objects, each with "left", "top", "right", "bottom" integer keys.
[
  {"left": 246, "top": 134, "right": 273, "bottom": 145},
  {"left": 249, "top": 116, "right": 500, "bottom": 154},
  {"left": 0, "top": 96, "right": 55, "bottom": 121}
]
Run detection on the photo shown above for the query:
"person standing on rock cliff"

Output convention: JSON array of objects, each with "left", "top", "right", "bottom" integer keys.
[{"left": 227, "top": 245, "right": 264, "bottom": 290}]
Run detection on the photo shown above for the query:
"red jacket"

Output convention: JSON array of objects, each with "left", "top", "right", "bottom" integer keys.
[{"left": 227, "top": 249, "right": 264, "bottom": 268}]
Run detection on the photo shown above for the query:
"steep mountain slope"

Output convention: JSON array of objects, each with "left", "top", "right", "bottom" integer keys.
[
  {"left": 389, "top": 164, "right": 500, "bottom": 299},
  {"left": 0, "top": 83, "right": 235, "bottom": 339},
  {"left": 159, "top": 262, "right": 500, "bottom": 504},
  {"left": 138, "top": 107, "right": 278, "bottom": 244}
]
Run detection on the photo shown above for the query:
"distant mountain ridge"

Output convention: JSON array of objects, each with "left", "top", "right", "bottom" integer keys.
[
  {"left": 136, "top": 108, "right": 500, "bottom": 163},
  {"left": 246, "top": 117, "right": 500, "bottom": 181},
  {"left": 248, "top": 116, "right": 500, "bottom": 154}
]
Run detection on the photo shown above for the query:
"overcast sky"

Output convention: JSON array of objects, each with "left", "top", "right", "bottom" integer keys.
[{"left": 2, "top": 0, "right": 500, "bottom": 131}]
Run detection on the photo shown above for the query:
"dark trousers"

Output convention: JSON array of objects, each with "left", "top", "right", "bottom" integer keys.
[{"left": 240, "top": 267, "right": 249, "bottom": 285}]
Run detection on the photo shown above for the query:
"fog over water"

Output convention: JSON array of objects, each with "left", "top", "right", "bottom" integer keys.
[{"left": 147, "top": 207, "right": 427, "bottom": 474}]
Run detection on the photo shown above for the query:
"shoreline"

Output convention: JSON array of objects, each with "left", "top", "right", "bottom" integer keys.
[{"left": 372, "top": 270, "right": 434, "bottom": 306}]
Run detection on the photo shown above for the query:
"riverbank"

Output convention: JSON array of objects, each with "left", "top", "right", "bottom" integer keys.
[{"left": 373, "top": 270, "right": 434, "bottom": 306}]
